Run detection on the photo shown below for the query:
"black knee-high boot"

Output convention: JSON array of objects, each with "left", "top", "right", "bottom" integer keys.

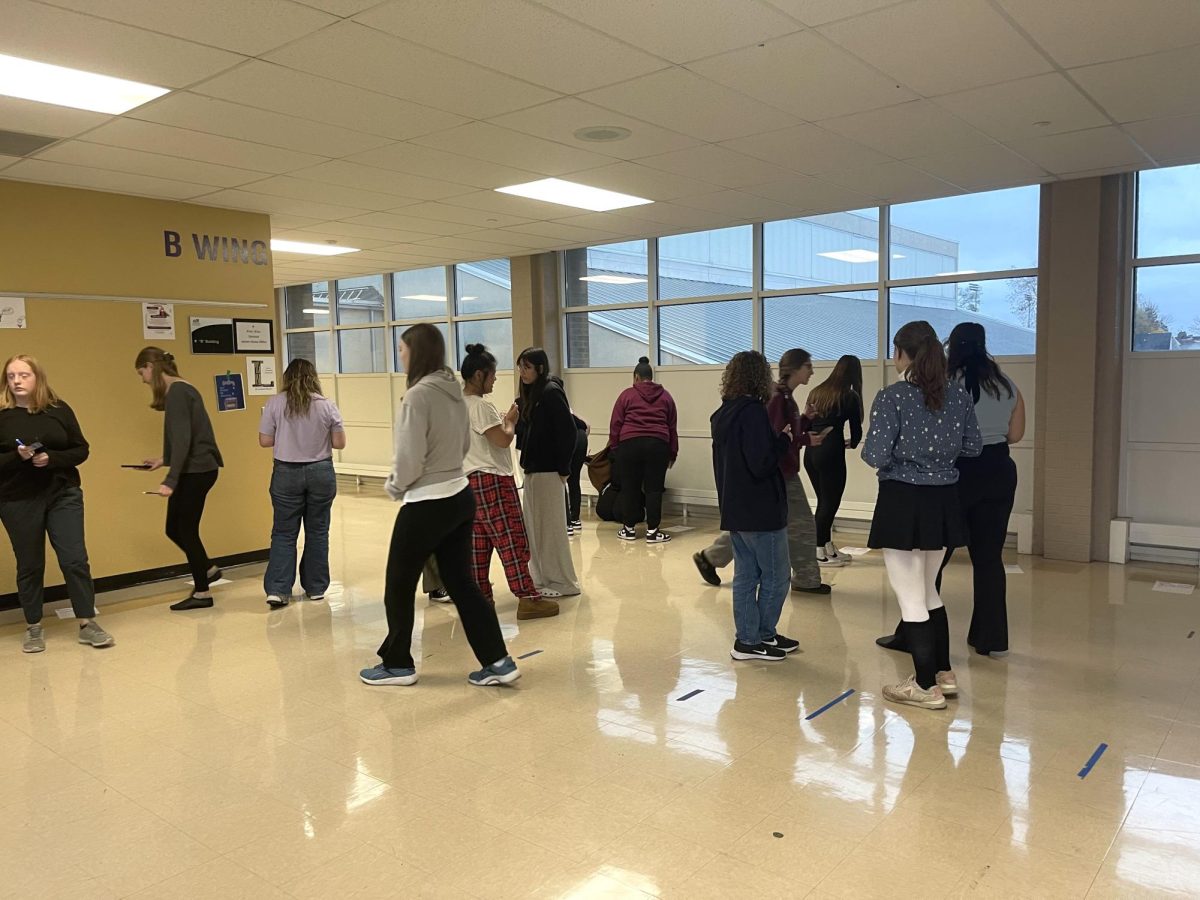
[
  {"left": 928, "top": 606, "right": 951, "bottom": 672},
  {"left": 876, "top": 619, "right": 908, "bottom": 652},
  {"left": 905, "top": 619, "right": 938, "bottom": 690}
]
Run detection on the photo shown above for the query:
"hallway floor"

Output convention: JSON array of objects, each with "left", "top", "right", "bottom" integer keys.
[{"left": 2, "top": 486, "right": 1199, "bottom": 898}]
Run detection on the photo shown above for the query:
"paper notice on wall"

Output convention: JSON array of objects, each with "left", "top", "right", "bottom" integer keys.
[
  {"left": 246, "top": 356, "right": 277, "bottom": 396},
  {"left": 1153, "top": 581, "right": 1196, "bottom": 595},
  {"left": 0, "top": 298, "right": 27, "bottom": 328},
  {"left": 142, "top": 302, "right": 175, "bottom": 340}
]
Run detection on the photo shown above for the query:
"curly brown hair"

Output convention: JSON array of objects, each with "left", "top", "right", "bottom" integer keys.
[{"left": 719, "top": 351, "right": 774, "bottom": 404}]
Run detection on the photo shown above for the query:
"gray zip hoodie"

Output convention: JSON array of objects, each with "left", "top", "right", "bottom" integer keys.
[{"left": 385, "top": 369, "right": 471, "bottom": 502}]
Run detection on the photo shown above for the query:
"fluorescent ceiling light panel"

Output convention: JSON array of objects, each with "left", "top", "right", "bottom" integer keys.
[
  {"left": 301, "top": 308, "right": 330, "bottom": 315},
  {"left": 818, "top": 249, "right": 879, "bottom": 264},
  {"left": 400, "top": 294, "right": 446, "bottom": 302},
  {"left": 271, "top": 239, "right": 360, "bottom": 256},
  {"left": 0, "top": 53, "right": 169, "bottom": 114},
  {"left": 495, "top": 178, "right": 652, "bottom": 212},
  {"left": 580, "top": 275, "right": 648, "bottom": 285}
]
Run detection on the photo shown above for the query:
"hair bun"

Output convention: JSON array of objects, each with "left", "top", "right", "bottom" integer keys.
[
  {"left": 465, "top": 343, "right": 486, "bottom": 355},
  {"left": 637, "top": 356, "right": 650, "bottom": 364}
]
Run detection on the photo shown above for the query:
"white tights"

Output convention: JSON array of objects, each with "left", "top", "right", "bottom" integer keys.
[{"left": 883, "top": 548, "right": 946, "bottom": 622}]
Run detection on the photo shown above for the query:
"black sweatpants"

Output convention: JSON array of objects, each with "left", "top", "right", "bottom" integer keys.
[
  {"left": 378, "top": 487, "right": 508, "bottom": 670},
  {"left": 936, "top": 443, "right": 1017, "bottom": 653},
  {"left": 0, "top": 485, "right": 96, "bottom": 625},
  {"left": 618, "top": 436, "right": 670, "bottom": 530},
  {"left": 803, "top": 442, "right": 847, "bottom": 546},
  {"left": 565, "top": 429, "right": 588, "bottom": 522},
  {"left": 165, "top": 469, "right": 218, "bottom": 593}
]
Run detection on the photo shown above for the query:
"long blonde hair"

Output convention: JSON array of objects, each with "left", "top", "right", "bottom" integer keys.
[
  {"left": 282, "top": 358, "right": 323, "bottom": 417},
  {"left": 1, "top": 354, "right": 59, "bottom": 413},
  {"left": 134, "top": 346, "right": 180, "bottom": 411}
]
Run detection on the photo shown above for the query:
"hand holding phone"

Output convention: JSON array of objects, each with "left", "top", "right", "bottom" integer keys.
[{"left": 122, "top": 463, "right": 154, "bottom": 469}]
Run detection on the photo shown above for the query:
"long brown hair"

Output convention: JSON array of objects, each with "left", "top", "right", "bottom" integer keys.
[
  {"left": 516, "top": 346, "right": 551, "bottom": 422},
  {"left": 401, "top": 322, "right": 449, "bottom": 388},
  {"left": 894, "top": 321, "right": 946, "bottom": 411},
  {"left": 808, "top": 355, "right": 864, "bottom": 419},
  {"left": 281, "top": 358, "right": 323, "bottom": 417},
  {"left": 135, "top": 346, "right": 180, "bottom": 411},
  {"left": 1, "top": 354, "right": 59, "bottom": 413},
  {"left": 776, "top": 348, "right": 811, "bottom": 389},
  {"left": 720, "top": 351, "right": 773, "bottom": 404}
]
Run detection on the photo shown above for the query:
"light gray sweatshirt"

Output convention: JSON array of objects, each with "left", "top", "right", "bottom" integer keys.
[{"left": 385, "top": 369, "right": 471, "bottom": 502}]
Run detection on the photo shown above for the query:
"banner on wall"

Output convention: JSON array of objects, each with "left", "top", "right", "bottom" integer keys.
[
  {"left": 191, "top": 316, "right": 235, "bottom": 354},
  {"left": 246, "top": 356, "right": 276, "bottom": 396},
  {"left": 214, "top": 373, "right": 245, "bottom": 412},
  {"left": 142, "top": 302, "right": 175, "bottom": 340},
  {"left": 0, "top": 298, "right": 27, "bottom": 329}
]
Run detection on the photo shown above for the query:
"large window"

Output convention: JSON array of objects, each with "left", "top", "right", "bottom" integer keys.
[{"left": 1133, "top": 164, "right": 1200, "bottom": 352}]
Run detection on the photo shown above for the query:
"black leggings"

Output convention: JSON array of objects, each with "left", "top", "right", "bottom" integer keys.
[
  {"left": 165, "top": 469, "right": 218, "bottom": 592},
  {"left": 803, "top": 442, "right": 847, "bottom": 546},
  {"left": 565, "top": 429, "right": 588, "bottom": 521},
  {"left": 618, "top": 436, "right": 670, "bottom": 529},
  {"left": 378, "top": 487, "right": 508, "bottom": 670}
]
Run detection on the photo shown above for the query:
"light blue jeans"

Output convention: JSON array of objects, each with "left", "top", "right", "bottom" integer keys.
[
  {"left": 264, "top": 459, "right": 337, "bottom": 598},
  {"left": 730, "top": 529, "right": 790, "bottom": 645}
]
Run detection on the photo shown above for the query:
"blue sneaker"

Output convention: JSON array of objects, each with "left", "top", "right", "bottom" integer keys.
[
  {"left": 359, "top": 664, "right": 418, "bottom": 686},
  {"left": 468, "top": 656, "right": 521, "bottom": 686}
]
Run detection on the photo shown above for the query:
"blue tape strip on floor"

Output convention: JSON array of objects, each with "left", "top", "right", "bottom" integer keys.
[
  {"left": 676, "top": 689, "right": 703, "bottom": 702},
  {"left": 1078, "top": 743, "right": 1109, "bottom": 779},
  {"left": 516, "top": 649, "right": 543, "bottom": 660},
  {"left": 805, "top": 689, "right": 855, "bottom": 721}
]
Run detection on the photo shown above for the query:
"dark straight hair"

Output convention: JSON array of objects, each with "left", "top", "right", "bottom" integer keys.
[
  {"left": 894, "top": 320, "right": 946, "bottom": 411},
  {"left": 401, "top": 322, "right": 449, "bottom": 388},
  {"left": 946, "top": 322, "right": 1013, "bottom": 403},
  {"left": 516, "top": 346, "right": 551, "bottom": 422}
]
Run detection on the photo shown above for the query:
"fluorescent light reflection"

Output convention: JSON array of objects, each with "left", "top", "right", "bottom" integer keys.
[{"left": 580, "top": 275, "right": 648, "bottom": 285}]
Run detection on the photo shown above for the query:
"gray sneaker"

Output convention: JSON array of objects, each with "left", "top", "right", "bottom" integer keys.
[
  {"left": 78, "top": 622, "right": 114, "bottom": 648},
  {"left": 22, "top": 624, "right": 45, "bottom": 653}
]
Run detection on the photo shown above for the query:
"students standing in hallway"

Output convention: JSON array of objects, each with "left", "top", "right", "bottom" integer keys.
[
  {"left": 609, "top": 357, "right": 678, "bottom": 544},
  {"left": 804, "top": 355, "right": 864, "bottom": 567},
  {"left": 861, "top": 321, "right": 981, "bottom": 710},
  {"left": 460, "top": 343, "right": 558, "bottom": 620},
  {"left": 136, "top": 347, "right": 223, "bottom": 612},
  {"left": 514, "top": 347, "right": 580, "bottom": 598},
  {"left": 258, "top": 358, "right": 345, "bottom": 609},
  {"left": 0, "top": 355, "right": 113, "bottom": 652},
  {"left": 361, "top": 324, "right": 518, "bottom": 687}
]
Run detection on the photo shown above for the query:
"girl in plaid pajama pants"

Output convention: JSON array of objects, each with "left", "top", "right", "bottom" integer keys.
[{"left": 461, "top": 344, "right": 560, "bottom": 621}]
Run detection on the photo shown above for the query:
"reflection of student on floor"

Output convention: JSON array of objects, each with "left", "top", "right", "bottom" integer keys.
[{"left": 0, "top": 354, "right": 114, "bottom": 652}]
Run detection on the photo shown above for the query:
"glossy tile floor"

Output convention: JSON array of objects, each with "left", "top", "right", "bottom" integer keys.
[{"left": 3, "top": 485, "right": 1199, "bottom": 899}]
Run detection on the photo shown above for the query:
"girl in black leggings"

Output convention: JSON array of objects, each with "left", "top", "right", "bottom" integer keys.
[{"left": 803, "top": 355, "right": 863, "bottom": 566}]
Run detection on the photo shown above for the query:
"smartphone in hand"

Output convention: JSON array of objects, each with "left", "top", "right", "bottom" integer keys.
[{"left": 122, "top": 464, "right": 154, "bottom": 469}]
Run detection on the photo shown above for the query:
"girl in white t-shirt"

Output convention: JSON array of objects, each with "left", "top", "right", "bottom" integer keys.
[{"left": 460, "top": 344, "right": 559, "bottom": 620}]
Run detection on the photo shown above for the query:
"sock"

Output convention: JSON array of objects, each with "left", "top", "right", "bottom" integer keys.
[
  {"left": 905, "top": 619, "right": 938, "bottom": 690},
  {"left": 490, "top": 656, "right": 511, "bottom": 669},
  {"left": 928, "top": 606, "right": 951, "bottom": 672},
  {"left": 192, "top": 591, "right": 213, "bottom": 599}
]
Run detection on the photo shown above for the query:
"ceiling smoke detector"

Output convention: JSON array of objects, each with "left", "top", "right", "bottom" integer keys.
[{"left": 574, "top": 125, "right": 632, "bottom": 143}]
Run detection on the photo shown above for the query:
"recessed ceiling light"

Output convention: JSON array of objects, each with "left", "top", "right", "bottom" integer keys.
[
  {"left": 400, "top": 294, "right": 446, "bottom": 302},
  {"left": 271, "top": 239, "right": 360, "bottom": 256},
  {"left": 574, "top": 125, "right": 632, "bottom": 143},
  {"left": 818, "top": 249, "right": 879, "bottom": 264},
  {"left": 0, "top": 52, "right": 170, "bottom": 114},
  {"left": 495, "top": 178, "right": 652, "bottom": 212},
  {"left": 580, "top": 275, "right": 648, "bottom": 285}
]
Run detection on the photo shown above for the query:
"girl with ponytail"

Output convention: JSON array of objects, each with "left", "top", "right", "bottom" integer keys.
[
  {"left": 608, "top": 356, "right": 678, "bottom": 543},
  {"left": 861, "top": 322, "right": 981, "bottom": 710}
]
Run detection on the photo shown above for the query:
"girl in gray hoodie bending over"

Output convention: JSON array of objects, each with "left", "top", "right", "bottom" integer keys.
[{"left": 359, "top": 323, "right": 518, "bottom": 687}]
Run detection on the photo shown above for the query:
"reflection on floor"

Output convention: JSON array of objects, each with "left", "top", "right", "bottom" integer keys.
[{"left": 2, "top": 485, "right": 1199, "bottom": 899}]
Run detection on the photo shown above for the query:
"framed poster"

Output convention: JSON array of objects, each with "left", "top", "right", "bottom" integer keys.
[
  {"left": 246, "top": 356, "right": 277, "bottom": 396},
  {"left": 214, "top": 373, "right": 246, "bottom": 412},
  {"left": 190, "top": 317, "right": 234, "bottom": 354},
  {"left": 234, "top": 318, "right": 274, "bottom": 353}
]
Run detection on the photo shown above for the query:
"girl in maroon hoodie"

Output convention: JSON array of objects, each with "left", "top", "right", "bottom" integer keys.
[{"left": 609, "top": 357, "right": 678, "bottom": 543}]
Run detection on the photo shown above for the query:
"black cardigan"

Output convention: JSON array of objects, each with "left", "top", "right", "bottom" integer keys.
[
  {"left": 514, "top": 381, "right": 576, "bottom": 476},
  {"left": 0, "top": 402, "right": 90, "bottom": 501}
]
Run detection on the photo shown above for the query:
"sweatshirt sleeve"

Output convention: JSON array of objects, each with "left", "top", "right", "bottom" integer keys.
[
  {"left": 46, "top": 403, "right": 90, "bottom": 470},
  {"left": 860, "top": 390, "right": 899, "bottom": 470},
  {"left": 848, "top": 392, "right": 864, "bottom": 449},
  {"left": 385, "top": 391, "right": 428, "bottom": 501},
  {"left": 666, "top": 393, "right": 679, "bottom": 461},
  {"left": 742, "top": 405, "right": 790, "bottom": 480},
  {"left": 608, "top": 391, "right": 627, "bottom": 450},
  {"left": 162, "top": 388, "right": 193, "bottom": 490}
]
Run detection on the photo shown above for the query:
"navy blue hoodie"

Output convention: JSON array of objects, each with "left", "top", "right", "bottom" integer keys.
[{"left": 711, "top": 396, "right": 790, "bottom": 532}]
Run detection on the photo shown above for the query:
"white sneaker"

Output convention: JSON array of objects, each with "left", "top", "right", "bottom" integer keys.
[
  {"left": 816, "top": 547, "right": 847, "bottom": 567},
  {"left": 827, "top": 543, "right": 854, "bottom": 563}
]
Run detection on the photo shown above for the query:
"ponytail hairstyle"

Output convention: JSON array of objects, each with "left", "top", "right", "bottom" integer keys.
[
  {"left": 401, "top": 322, "right": 449, "bottom": 388},
  {"left": 281, "top": 358, "right": 323, "bottom": 418},
  {"left": 777, "top": 347, "right": 812, "bottom": 387},
  {"left": 134, "top": 346, "right": 180, "bottom": 411},
  {"left": 633, "top": 356, "right": 654, "bottom": 381},
  {"left": 719, "top": 350, "right": 773, "bottom": 404},
  {"left": 893, "top": 321, "right": 946, "bottom": 411},
  {"left": 946, "top": 322, "right": 1012, "bottom": 403},
  {"left": 460, "top": 343, "right": 496, "bottom": 384},
  {"left": 1, "top": 354, "right": 59, "bottom": 413},
  {"left": 808, "top": 355, "right": 864, "bottom": 420},
  {"left": 516, "top": 347, "right": 551, "bottom": 422}
]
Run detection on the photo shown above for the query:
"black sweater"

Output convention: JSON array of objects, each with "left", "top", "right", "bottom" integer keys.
[
  {"left": 711, "top": 396, "right": 790, "bottom": 532},
  {"left": 0, "top": 402, "right": 90, "bottom": 501},
  {"left": 807, "top": 390, "right": 864, "bottom": 452},
  {"left": 162, "top": 382, "right": 223, "bottom": 489},
  {"left": 514, "top": 381, "right": 576, "bottom": 476}
]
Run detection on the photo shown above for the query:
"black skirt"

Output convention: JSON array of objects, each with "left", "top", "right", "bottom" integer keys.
[{"left": 868, "top": 479, "right": 965, "bottom": 551}]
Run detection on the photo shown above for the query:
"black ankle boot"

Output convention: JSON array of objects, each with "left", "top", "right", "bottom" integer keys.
[
  {"left": 929, "top": 606, "right": 951, "bottom": 672},
  {"left": 905, "top": 619, "right": 938, "bottom": 690},
  {"left": 875, "top": 619, "right": 909, "bottom": 653}
]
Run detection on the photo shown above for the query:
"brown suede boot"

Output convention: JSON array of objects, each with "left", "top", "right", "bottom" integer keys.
[{"left": 517, "top": 597, "right": 560, "bottom": 620}]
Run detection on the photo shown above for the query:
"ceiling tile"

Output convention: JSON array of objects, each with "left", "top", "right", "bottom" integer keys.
[
  {"left": 456, "top": 228, "right": 560, "bottom": 250},
  {"left": 823, "top": 161, "right": 961, "bottom": 203},
  {"left": 0, "top": 97, "right": 110, "bottom": 139},
  {"left": 410, "top": 122, "right": 615, "bottom": 176},
  {"left": 1072, "top": 45, "right": 1200, "bottom": 123},
  {"left": 434, "top": 189, "right": 587, "bottom": 220},
  {"left": 907, "top": 143, "right": 1049, "bottom": 190},
  {"left": 353, "top": 0, "right": 666, "bottom": 93},
  {"left": 344, "top": 142, "right": 539, "bottom": 189},
  {"left": 567, "top": 162, "right": 716, "bottom": 201},
  {"left": 934, "top": 73, "right": 1110, "bottom": 141},
  {"left": 537, "top": 0, "right": 800, "bottom": 63},
  {"left": 688, "top": 31, "right": 916, "bottom": 121},
  {"left": 555, "top": 211, "right": 672, "bottom": 235},
  {"left": 0, "top": 155, "right": 20, "bottom": 171},
  {"left": 130, "top": 93, "right": 391, "bottom": 158},
  {"left": 1, "top": 158, "right": 211, "bottom": 200},
  {"left": 674, "top": 190, "right": 803, "bottom": 220},
  {"left": 37, "top": 0, "right": 337, "bottom": 56},
  {"left": 288, "top": 221, "right": 437, "bottom": 243},
  {"left": 2, "top": 0, "right": 243, "bottom": 87},
  {"left": 579, "top": 67, "right": 800, "bottom": 143},
  {"left": 612, "top": 201, "right": 748, "bottom": 229},
  {"left": 272, "top": 230, "right": 395, "bottom": 251},
  {"left": 264, "top": 21, "right": 560, "bottom": 119},
  {"left": 721, "top": 124, "right": 890, "bottom": 174},
  {"left": 997, "top": 0, "right": 1200, "bottom": 68},
  {"left": 1007, "top": 126, "right": 1153, "bottom": 175},
  {"left": 488, "top": 97, "right": 701, "bottom": 160},
  {"left": 1125, "top": 114, "right": 1200, "bottom": 164},
  {"left": 291, "top": 0, "right": 379, "bottom": 12},
  {"left": 266, "top": 215, "right": 326, "bottom": 230},
  {"left": 740, "top": 176, "right": 878, "bottom": 211},
  {"left": 389, "top": 202, "right": 533, "bottom": 229},
  {"left": 33, "top": 141, "right": 268, "bottom": 188},
  {"left": 503, "top": 221, "right": 622, "bottom": 243},
  {"left": 229, "top": 175, "right": 419, "bottom": 211},
  {"left": 342, "top": 211, "right": 477, "bottom": 236},
  {"left": 819, "top": 100, "right": 992, "bottom": 160},
  {"left": 818, "top": 0, "right": 1052, "bottom": 95},
  {"left": 636, "top": 144, "right": 795, "bottom": 189},
  {"left": 84, "top": 119, "right": 326, "bottom": 173},
  {"left": 762, "top": 0, "right": 903, "bottom": 26},
  {"left": 286, "top": 160, "right": 474, "bottom": 201},
  {"left": 416, "top": 235, "right": 517, "bottom": 255},
  {"left": 190, "top": 188, "right": 370, "bottom": 220}
]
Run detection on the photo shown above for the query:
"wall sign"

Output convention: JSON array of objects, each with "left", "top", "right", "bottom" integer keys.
[
  {"left": 0, "top": 298, "right": 26, "bottom": 329},
  {"left": 190, "top": 316, "right": 235, "bottom": 354},
  {"left": 142, "top": 302, "right": 175, "bottom": 341},
  {"left": 164, "top": 230, "right": 269, "bottom": 266},
  {"left": 214, "top": 373, "right": 245, "bottom": 412},
  {"left": 246, "top": 356, "right": 276, "bottom": 396},
  {"left": 234, "top": 318, "right": 274, "bottom": 353}
]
